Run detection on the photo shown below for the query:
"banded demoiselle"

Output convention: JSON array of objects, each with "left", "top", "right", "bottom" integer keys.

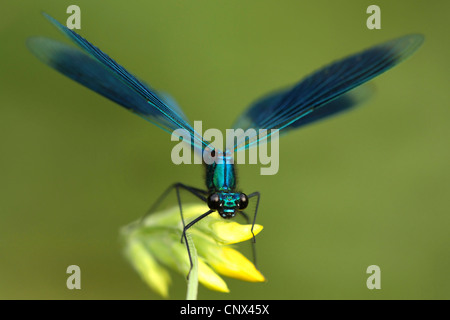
[{"left": 27, "top": 13, "right": 424, "bottom": 275}]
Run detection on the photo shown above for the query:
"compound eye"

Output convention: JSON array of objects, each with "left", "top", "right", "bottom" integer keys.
[
  {"left": 207, "top": 193, "right": 221, "bottom": 210},
  {"left": 239, "top": 193, "right": 248, "bottom": 210}
]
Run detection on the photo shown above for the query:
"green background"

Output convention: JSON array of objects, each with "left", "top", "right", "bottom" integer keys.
[{"left": 1, "top": 0, "right": 449, "bottom": 299}]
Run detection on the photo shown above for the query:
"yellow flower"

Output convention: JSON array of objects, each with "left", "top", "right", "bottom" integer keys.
[{"left": 121, "top": 203, "right": 265, "bottom": 298}]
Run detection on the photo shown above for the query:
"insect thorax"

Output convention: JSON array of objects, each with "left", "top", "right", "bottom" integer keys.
[{"left": 205, "top": 151, "right": 236, "bottom": 192}]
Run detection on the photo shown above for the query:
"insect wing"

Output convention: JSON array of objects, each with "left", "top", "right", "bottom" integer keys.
[
  {"left": 232, "top": 34, "right": 424, "bottom": 151},
  {"left": 28, "top": 13, "right": 205, "bottom": 149}
]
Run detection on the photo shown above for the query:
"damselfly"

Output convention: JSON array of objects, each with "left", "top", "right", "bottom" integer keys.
[{"left": 28, "top": 13, "right": 423, "bottom": 275}]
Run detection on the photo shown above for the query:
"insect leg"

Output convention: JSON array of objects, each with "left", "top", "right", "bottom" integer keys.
[
  {"left": 247, "top": 191, "right": 261, "bottom": 244},
  {"left": 140, "top": 183, "right": 207, "bottom": 224},
  {"left": 238, "top": 210, "right": 258, "bottom": 268},
  {"left": 182, "top": 209, "right": 214, "bottom": 279}
]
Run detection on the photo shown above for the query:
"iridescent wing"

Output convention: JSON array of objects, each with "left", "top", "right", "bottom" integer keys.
[
  {"left": 232, "top": 34, "right": 424, "bottom": 151},
  {"left": 27, "top": 13, "right": 206, "bottom": 150}
]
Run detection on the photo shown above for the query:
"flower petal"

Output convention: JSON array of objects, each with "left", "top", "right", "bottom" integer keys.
[
  {"left": 210, "top": 221, "right": 263, "bottom": 244},
  {"left": 198, "top": 259, "right": 229, "bottom": 293},
  {"left": 125, "top": 239, "right": 171, "bottom": 298},
  {"left": 208, "top": 247, "right": 266, "bottom": 282}
]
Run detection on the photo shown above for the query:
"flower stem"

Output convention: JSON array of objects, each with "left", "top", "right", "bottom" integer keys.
[{"left": 185, "top": 233, "right": 198, "bottom": 300}]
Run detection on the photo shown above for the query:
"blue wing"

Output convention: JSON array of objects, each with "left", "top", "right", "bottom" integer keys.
[
  {"left": 27, "top": 13, "right": 206, "bottom": 149},
  {"left": 232, "top": 34, "right": 424, "bottom": 151}
]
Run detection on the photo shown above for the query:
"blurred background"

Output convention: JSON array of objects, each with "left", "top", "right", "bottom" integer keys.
[{"left": 1, "top": 0, "right": 449, "bottom": 299}]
